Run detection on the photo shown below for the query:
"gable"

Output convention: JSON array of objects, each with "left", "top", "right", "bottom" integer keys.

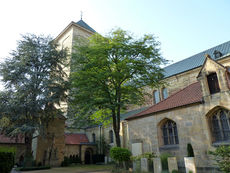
[{"left": 197, "top": 54, "right": 226, "bottom": 78}]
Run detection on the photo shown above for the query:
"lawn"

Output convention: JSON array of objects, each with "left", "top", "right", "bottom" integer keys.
[{"left": 20, "top": 164, "right": 113, "bottom": 173}]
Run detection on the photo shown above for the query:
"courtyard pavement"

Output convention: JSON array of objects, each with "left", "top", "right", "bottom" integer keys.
[{"left": 11, "top": 165, "right": 112, "bottom": 173}]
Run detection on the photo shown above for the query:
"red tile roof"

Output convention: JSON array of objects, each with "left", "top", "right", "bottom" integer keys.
[
  {"left": 126, "top": 82, "right": 203, "bottom": 120},
  {"left": 65, "top": 133, "right": 89, "bottom": 145},
  {"left": 0, "top": 134, "right": 25, "bottom": 144}
]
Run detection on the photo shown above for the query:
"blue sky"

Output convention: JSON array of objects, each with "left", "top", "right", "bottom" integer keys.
[{"left": 0, "top": 0, "right": 229, "bottom": 65}]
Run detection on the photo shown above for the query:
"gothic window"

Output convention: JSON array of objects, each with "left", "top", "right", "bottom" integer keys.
[
  {"left": 161, "top": 120, "right": 179, "bottom": 145},
  {"left": 210, "top": 109, "right": 230, "bottom": 143},
  {"left": 153, "top": 90, "right": 160, "bottom": 104},
  {"left": 207, "top": 73, "right": 220, "bottom": 94},
  {"left": 109, "top": 130, "right": 113, "bottom": 143},
  {"left": 162, "top": 88, "right": 168, "bottom": 99},
  {"left": 92, "top": 133, "right": 96, "bottom": 143}
]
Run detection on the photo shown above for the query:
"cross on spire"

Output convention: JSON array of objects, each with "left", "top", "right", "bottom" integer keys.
[{"left": 80, "top": 11, "right": 83, "bottom": 20}]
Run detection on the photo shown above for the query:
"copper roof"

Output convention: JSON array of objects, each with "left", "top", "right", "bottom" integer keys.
[
  {"left": 65, "top": 133, "right": 89, "bottom": 145},
  {"left": 126, "top": 82, "right": 203, "bottom": 120}
]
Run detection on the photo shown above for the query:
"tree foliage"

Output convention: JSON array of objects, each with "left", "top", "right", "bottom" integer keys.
[
  {"left": 0, "top": 34, "right": 68, "bottom": 155},
  {"left": 209, "top": 145, "right": 230, "bottom": 173},
  {"left": 69, "top": 29, "right": 166, "bottom": 146},
  {"left": 110, "top": 147, "right": 131, "bottom": 162}
]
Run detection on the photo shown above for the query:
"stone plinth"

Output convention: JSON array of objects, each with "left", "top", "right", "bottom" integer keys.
[
  {"left": 184, "top": 157, "right": 196, "bottom": 173},
  {"left": 141, "top": 158, "right": 148, "bottom": 172},
  {"left": 168, "top": 157, "right": 178, "bottom": 172},
  {"left": 153, "top": 157, "right": 162, "bottom": 173},
  {"left": 131, "top": 143, "right": 142, "bottom": 156}
]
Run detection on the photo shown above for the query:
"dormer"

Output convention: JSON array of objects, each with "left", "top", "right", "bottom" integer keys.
[{"left": 197, "top": 54, "right": 229, "bottom": 100}]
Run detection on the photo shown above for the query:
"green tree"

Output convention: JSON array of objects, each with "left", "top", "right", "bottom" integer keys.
[
  {"left": 0, "top": 34, "right": 69, "bottom": 161},
  {"left": 209, "top": 145, "right": 230, "bottom": 173},
  {"left": 70, "top": 29, "right": 166, "bottom": 146}
]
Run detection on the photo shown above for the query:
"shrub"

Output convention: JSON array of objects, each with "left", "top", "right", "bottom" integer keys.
[
  {"left": 92, "top": 154, "right": 105, "bottom": 163},
  {"left": 187, "top": 143, "right": 194, "bottom": 157},
  {"left": 110, "top": 147, "right": 131, "bottom": 163},
  {"left": 209, "top": 145, "right": 230, "bottom": 173},
  {"left": 172, "top": 170, "right": 180, "bottom": 173},
  {"left": 131, "top": 152, "right": 155, "bottom": 161},
  {"left": 61, "top": 156, "right": 70, "bottom": 167},
  {"left": 0, "top": 146, "right": 15, "bottom": 173},
  {"left": 160, "top": 153, "right": 172, "bottom": 170}
]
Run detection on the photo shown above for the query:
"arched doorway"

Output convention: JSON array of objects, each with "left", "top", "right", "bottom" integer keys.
[{"left": 84, "top": 148, "right": 93, "bottom": 164}]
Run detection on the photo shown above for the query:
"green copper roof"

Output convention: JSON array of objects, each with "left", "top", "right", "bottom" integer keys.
[
  {"left": 76, "top": 19, "right": 96, "bottom": 33},
  {"left": 121, "top": 107, "right": 149, "bottom": 120},
  {"left": 163, "top": 40, "right": 230, "bottom": 78}
]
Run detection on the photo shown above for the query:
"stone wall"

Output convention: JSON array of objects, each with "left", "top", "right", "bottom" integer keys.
[
  {"left": 127, "top": 55, "right": 230, "bottom": 169},
  {"left": 0, "top": 143, "right": 26, "bottom": 164},
  {"left": 35, "top": 118, "right": 65, "bottom": 166}
]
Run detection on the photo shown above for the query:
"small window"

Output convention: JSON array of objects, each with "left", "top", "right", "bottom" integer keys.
[
  {"left": 153, "top": 90, "right": 160, "bottom": 104},
  {"left": 109, "top": 130, "right": 113, "bottom": 143},
  {"left": 207, "top": 73, "right": 220, "bottom": 94},
  {"left": 92, "top": 133, "right": 96, "bottom": 143},
  {"left": 162, "top": 88, "right": 168, "bottom": 99},
  {"left": 161, "top": 120, "right": 179, "bottom": 145}
]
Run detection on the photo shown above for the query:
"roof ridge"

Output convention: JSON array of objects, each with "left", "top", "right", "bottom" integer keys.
[{"left": 164, "top": 40, "right": 230, "bottom": 70}]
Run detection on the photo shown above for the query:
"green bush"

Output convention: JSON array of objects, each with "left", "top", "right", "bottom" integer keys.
[
  {"left": 110, "top": 147, "right": 131, "bottom": 163},
  {"left": 131, "top": 152, "right": 155, "bottom": 161},
  {"left": 160, "top": 153, "right": 172, "bottom": 170},
  {"left": 187, "top": 143, "right": 194, "bottom": 157},
  {"left": 0, "top": 146, "right": 16, "bottom": 173},
  {"left": 172, "top": 170, "right": 180, "bottom": 173},
  {"left": 209, "top": 145, "right": 230, "bottom": 173}
]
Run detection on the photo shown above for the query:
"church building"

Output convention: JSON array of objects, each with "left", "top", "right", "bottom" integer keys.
[{"left": 1, "top": 19, "right": 230, "bottom": 171}]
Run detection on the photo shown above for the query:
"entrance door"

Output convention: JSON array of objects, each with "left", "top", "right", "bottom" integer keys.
[{"left": 84, "top": 150, "right": 91, "bottom": 164}]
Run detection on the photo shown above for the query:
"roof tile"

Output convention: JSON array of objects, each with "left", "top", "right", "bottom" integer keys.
[
  {"left": 126, "top": 82, "right": 202, "bottom": 120},
  {"left": 65, "top": 133, "right": 89, "bottom": 145},
  {"left": 0, "top": 134, "right": 25, "bottom": 144}
]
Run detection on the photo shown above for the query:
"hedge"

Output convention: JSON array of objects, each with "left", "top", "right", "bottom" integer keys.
[{"left": 0, "top": 146, "right": 16, "bottom": 173}]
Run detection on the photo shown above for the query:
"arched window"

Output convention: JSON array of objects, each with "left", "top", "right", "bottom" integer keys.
[
  {"left": 153, "top": 90, "right": 160, "bottom": 104},
  {"left": 109, "top": 130, "right": 113, "bottom": 143},
  {"left": 92, "top": 133, "right": 96, "bottom": 143},
  {"left": 210, "top": 109, "right": 230, "bottom": 142},
  {"left": 162, "top": 88, "right": 168, "bottom": 99},
  {"left": 161, "top": 120, "right": 179, "bottom": 145}
]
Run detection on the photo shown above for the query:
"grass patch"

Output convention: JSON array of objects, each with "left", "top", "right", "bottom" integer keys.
[{"left": 16, "top": 166, "right": 51, "bottom": 171}]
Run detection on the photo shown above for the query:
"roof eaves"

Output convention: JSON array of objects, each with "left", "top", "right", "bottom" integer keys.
[{"left": 126, "top": 101, "right": 202, "bottom": 121}]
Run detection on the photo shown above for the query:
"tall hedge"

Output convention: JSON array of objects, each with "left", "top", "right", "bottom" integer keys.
[{"left": 0, "top": 147, "right": 16, "bottom": 173}]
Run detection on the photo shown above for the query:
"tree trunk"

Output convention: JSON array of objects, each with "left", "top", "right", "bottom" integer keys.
[
  {"left": 112, "top": 108, "right": 121, "bottom": 147},
  {"left": 25, "top": 133, "right": 33, "bottom": 167}
]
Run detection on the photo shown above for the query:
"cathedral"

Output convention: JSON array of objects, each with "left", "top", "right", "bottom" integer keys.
[{"left": 1, "top": 19, "right": 230, "bottom": 171}]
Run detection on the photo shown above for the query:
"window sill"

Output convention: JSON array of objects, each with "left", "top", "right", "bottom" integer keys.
[
  {"left": 212, "top": 141, "right": 230, "bottom": 147},
  {"left": 159, "top": 144, "right": 179, "bottom": 150}
]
